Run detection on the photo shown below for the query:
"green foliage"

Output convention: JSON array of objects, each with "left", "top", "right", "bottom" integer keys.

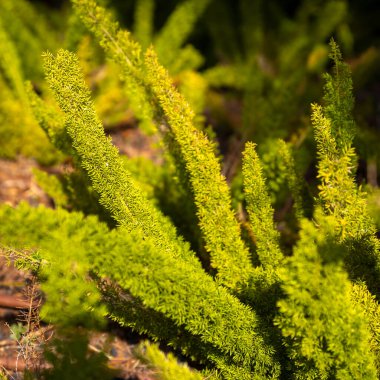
[
  {"left": 275, "top": 213, "right": 377, "bottom": 379},
  {"left": 313, "top": 41, "right": 361, "bottom": 224},
  {"left": 0, "top": 0, "right": 57, "bottom": 81},
  {"left": 203, "top": 0, "right": 353, "bottom": 151},
  {"left": 144, "top": 48, "right": 253, "bottom": 290},
  {"left": 257, "top": 139, "right": 289, "bottom": 206},
  {"left": 0, "top": 1, "right": 379, "bottom": 378},
  {"left": 0, "top": 19, "right": 26, "bottom": 103},
  {"left": 322, "top": 40, "right": 355, "bottom": 151},
  {"left": 136, "top": 341, "right": 204, "bottom": 380},
  {"left": 153, "top": 0, "right": 211, "bottom": 72},
  {"left": 72, "top": 0, "right": 156, "bottom": 135},
  {"left": 0, "top": 0, "right": 61, "bottom": 164},
  {"left": 242, "top": 142, "right": 282, "bottom": 269},
  {"left": 71, "top": 0, "right": 254, "bottom": 290},
  {"left": 133, "top": 0, "right": 155, "bottom": 50},
  {"left": 277, "top": 140, "right": 305, "bottom": 221},
  {"left": 42, "top": 49, "right": 200, "bottom": 271},
  {"left": 0, "top": 202, "right": 280, "bottom": 379},
  {"left": 32, "top": 168, "right": 69, "bottom": 208},
  {"left": 351, "top": 282, "right": 380, "bottom": 372},
  {"left": 0, "top": 203, "right": 106, "bottom": 327},
  {"left": 312, "top": 41, "right": 380, "bottom": 294}
]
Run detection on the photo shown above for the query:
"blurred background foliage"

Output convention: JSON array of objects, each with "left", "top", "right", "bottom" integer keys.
[{"left": 0, "top": 0, "right": 379, "bottom": 229}]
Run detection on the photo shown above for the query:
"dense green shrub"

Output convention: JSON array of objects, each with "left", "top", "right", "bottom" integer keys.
[{"left": 0, "top": 0, "right": 380, "bottom": 379}]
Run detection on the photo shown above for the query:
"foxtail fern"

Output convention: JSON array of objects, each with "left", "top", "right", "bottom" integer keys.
[
  {"left": 275, "top": 212, "right": 377, "bottom": 379},
  {"left": 242, "top": 142, "right": 282, "bottom": 269},
  {"left": 42, "top": 49, "right": 198, "bottom": 266},
  {"left": 0, "top": 203, "right": 280, "bottom": 379},
  {"left": 72, "top": 0, "right": 254, "bottom": 291},
  {"left": 312, "top": 40, "right": 380, "bottom": 293},
  {"left": 0, "top": 1, "right": 379, "bottom": 378}
]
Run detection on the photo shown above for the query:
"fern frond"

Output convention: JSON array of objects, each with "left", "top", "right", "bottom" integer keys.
[
  {"left": 136, "top": 341, "right": 203, "bottom": 380},
  {"left": 25, "top": 81, "right": 71, "bottom": 155},
  {"left": 323, "top": 39, "right": 355, "bottom": 151},
  {"left": 0, "top": 203, "right": 280, "bottom": 379},
  {"left": 0, "top": 203, "right": 106, "bottom": 327},
  {"left": 153, "top": 0, "right": 212, "bottom": 70},
  {"left": 0, "top": 19, "right": 26, "bottom": 102},
  {"left": 277, "top": 140, "right": 304, "bottom": 220},
  {"left": 72, "top": 0, "right": 141, "bottom": 74},
  {"left": 242, "top": 142, "right": 282, "bottom": 269},
  {"left": 144, "top": 47, "right": 253, "bottom": 290},
  {"left": 72, "top": 0, "right": 155, "bottom": 132},
  {"left": 351, "top": 282, "right": 380, "bottom": 373},
  {"left": 73, "top": 0, "right": 254, "bottom": 290},
  {"left": 95, "top": 230, "right": 277, "bottom": 375},
  {"left": 275, "top": 213, "right": 377, "bottom": 379},
  {"left": 42, "top": 49, "right": 199, "bottom": 266},
  {"left": 312, "top": 42, "right": 380, "bottom": 293},
  {"left": 133, "top": 0, "right": 155, "bottom": 51}
]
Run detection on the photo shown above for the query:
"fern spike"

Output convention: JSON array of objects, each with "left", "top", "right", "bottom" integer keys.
[
  {"left": 312, "top": 41, "right": 380, "bottom": 293},
  {"left": 154, "top": 0, "right": 212, "bottom": 70},
  {"left": 275, "top": 213, "right": 377, "bottom": 379},
  {"left": 42, "top": 49, "right": 198, "bottom": 267},
  {"left": 0, "top": 203, "right": 281, "bottom": 379},
  {"left": 242, "top": 142, "right": 283, "bottom": 269},
  {"left": 144, "top": 47, "right": 254, "bottom": 290}
]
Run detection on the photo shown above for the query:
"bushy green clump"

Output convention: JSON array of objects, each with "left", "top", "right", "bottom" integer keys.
[{"left": 0, "top": 0, "right": 379, "bottom": 378}]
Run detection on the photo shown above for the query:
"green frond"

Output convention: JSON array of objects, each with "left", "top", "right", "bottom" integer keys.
[
  {"left": 0, "top": 0, "right": 57, "bottom": 80},
  {"left": 133, "top": 0, "right": 154, "bottom": 51},
  {"left": 323, "top": 39, "right": 355, "bottom": 151},
  {"left": 144, "top": 47, "right": 253, "bottom": 290},
  {"left": 0, "top": 19, "right": 26, "bottom": 102},
  {"left": 95, "top": 230, "right": 278, "bottom": 377},
  {"left": 275, "top": 213, "right": 377, "bottom": 379},
  {"left": 351, "top": 282, "right": 380, "bottom": 373},
  {"left": 72, "top": 0, "right": 155, "bottom": 132},
  {"left": 242, "top": 142, "right": 282, "bottom": 269},
  {"left": 154, "top": 0, "right": 212, "bottom": 70},
  {"left": 136, "top": 341, "right": 203, "bottom": 380},
  {"left": 170, "top": 45, "right": 204, "bottom": 74},
  {"left": 0, "top": 80, "right": 58, "bottom": 164},
  {"left": 0, "top": 203, "right": 198, "bottom": 360},
  {"left": 71, "top": 0, "right": 251, "bottom": 289},
  {"left": 25, "top": 81, "right": 71, "bottom": 155},
  {"left": 0, "top": 203, "right": 280, "bottom": 379},
  {"left": 0, "top": 203, "right": 106, "bottom": 327},
  {"left": 72, "top": 0, "right": 141, "bottom": 73},
  {"left": 312, "top": 42, "right": 380, "bottom": 293},
  {"left": 105, "top": 287, "right": 258, "bottom": 380},
  {"left": 204, "top": 65, "right": 247, "bottom": 89},
  {"left": 42, "top": 48, "right": 198, "bottom": 267},
  {"left": 277, "top": 140, "right": 304, "bottom": 220}
]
